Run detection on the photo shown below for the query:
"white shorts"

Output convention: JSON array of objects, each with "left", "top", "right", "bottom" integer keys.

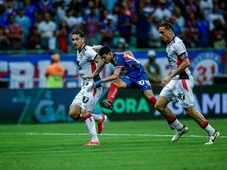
[
  {"left": 70, "top": 82, "right": 102, "bottom": 111},
  {"left": 159, "top": 79, "right": 194, "bottom": 108}
]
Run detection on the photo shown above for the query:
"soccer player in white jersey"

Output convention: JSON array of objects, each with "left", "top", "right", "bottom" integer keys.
[
  {"left": 69, "top": 29, "right": 107, "bottom": 146},
  {"left": 156, "top": 22, "right": 220, "bottom": 145}
]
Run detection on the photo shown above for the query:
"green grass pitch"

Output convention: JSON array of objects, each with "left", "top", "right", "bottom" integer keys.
[{"left": 0, "top": 118, "right": 227, "bottom": 170}]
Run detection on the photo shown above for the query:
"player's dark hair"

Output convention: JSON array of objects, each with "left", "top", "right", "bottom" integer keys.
[
  {"left": 99, "top": 46, "right": 111, "bottom": 56},
  {"left": 159, "top": 22, "right": 173, "bottom": 31},
  {"left": 72, "top": 29, "right": 84, "bottom": 37}
]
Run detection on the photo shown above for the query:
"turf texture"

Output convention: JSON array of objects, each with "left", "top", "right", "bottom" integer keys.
[{"left": 0, "top": 118, "right": 226, "bottom": 170}]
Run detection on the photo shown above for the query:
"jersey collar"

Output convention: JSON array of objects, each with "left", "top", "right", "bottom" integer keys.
[{"left": 168, "top": 36, "right": 176, "bottom": 45}]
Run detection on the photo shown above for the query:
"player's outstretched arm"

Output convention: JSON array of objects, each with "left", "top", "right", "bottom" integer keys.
[
  {"left": 93, "top": 67, "right": 121, "bottom": 87},
  {"left": 81, "top": 55, "right": 105, "bottom": 80},
  {"left": 93, "top": 55, "right": 105, "bottom": 77}
]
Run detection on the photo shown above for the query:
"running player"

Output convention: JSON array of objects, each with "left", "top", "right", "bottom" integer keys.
[
  {"left": 156, "top": 22, "right": 220, "bottom": 145},
  {"left": 70, "top": 29, "right": 107, "bottom": 146},
  {"left": 88, "top": 45, "right": 157, "bottom": 110}
]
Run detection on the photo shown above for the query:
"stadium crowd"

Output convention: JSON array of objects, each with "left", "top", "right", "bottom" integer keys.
[{"left": 0, "top": 0, "right": 226, "bottom": 53}]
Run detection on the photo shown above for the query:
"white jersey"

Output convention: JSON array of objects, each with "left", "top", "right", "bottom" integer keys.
[
  {"left": 70, "top": 45, "right": 102, "bottom": 111},
  {"left": 161, "top": 37, "right": 195, "bottom": 108},
  {"left": 76, "top": 45, "right": 101, "bottom": 84},
  {"left": 166, "top": 36, "right": 193, "bottom": 80}
]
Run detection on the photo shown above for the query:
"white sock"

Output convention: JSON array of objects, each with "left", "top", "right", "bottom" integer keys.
[
  {"left": 204, "top": 124, "right": 215, "bottom": 136},
  {"left": 172, "top": 119, "right": 184, "bottom": 131},
  {"left": 85, "top": 116, "right": 99, "bottom": 142},
  {"left": 91, "top": 114, "right": 102, "bottom": 122}
]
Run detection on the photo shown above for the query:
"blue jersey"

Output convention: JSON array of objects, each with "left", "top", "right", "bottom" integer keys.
[{"left": 112, "top": 52, "right": 145, "bottom": 78}]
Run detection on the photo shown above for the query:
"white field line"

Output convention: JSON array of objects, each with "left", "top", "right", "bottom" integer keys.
[{"left": 0, "top": 132, "right": 227, "bottom": 138}]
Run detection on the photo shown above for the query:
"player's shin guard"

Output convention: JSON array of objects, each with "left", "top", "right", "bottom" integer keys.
[
  {"left": 167, "top": 116, "right": 177, "bottom": 130},
  {"left": 107, "top": 83, "right": 119, "bottom": 103},
  {"left": 200, "top": 120, "right": 215, "bottom": 136},
  {"left": 82, "top": 113, "right": 99, "bottom": 142},
  {"left": 200, "top": 120, "right": 208, "bottom": 129},
  {"left": 170, "top": 117, "right": 184, "bottom": 131},
  {"left": 91, "top": 114, "right": 102, "bottom": 122}
]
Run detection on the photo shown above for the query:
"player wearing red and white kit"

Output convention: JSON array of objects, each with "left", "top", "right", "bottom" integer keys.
[
  {"left": 156, "top": 22, "right": 220, "bottom": 145},
  {"left": 69, "top": 29, "right": 107, "bottom": 146}
]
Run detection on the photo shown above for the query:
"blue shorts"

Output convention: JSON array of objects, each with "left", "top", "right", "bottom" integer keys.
[{"left": 120, "top": 72, "right": 152, "bottom": 92}]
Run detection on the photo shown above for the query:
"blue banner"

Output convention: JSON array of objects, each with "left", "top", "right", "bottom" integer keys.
[{"left": 0, "top": 49, "right": 226, "bottom": 88}]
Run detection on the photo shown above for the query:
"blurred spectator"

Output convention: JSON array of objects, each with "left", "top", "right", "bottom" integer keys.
[
  {"left": 207, "top": 4, "right": 225, "bottom": 31},
  {"left": 117, "top": 37, "right": 128, "bottom": 51},
  {"left": 196, "top": 10, "right": 210, "bottom": 47},
  {"left": 144, "top": 50, "right": 162, "bottom": 86},
  {"left": 149, "top": 17, "right": 162, "bottom": 48},
  {"left": 111, "top": 4, "right": 120, "bottom": 24},
  {"left": 152, "top": 1, "right": 172, "bottom": 22},
  {"left": 69, "top": 0, "right": 81, "bottom": 16},
  {"left": 199, "top": 0, "right": 213, "bottom": 17},
  {"left": 126, "top": 0, "right": 137, "bottom": 18},
  {"left": 143, "top": 0, "right": 154, "bottom": 16},
  {"left": 211, "top": 19, "right": 227, "bottom": 49},
  {"left": 56, "top": 0, "right": 67, "bottom": 20},
  {"left": 172, "top": 6, "right": 185, "bottom": 31},
  {"left": 15, "top": 8, "right": 31, "bottom": 45},
  {"left": 0, "top": 0, "right": 226, "bottom": 52},
  {"left": 37, "top": 12, "right": 56, "bottom": 52},
  {"left": 45, "top": 54, "right": 65, "bottom": 88},
  {"left": 33, "top": 12, "right": 43, "bottom": 28},
  {"left": 4, "top": 14, "right": 24, "bottom": 50},
  {"left": 117, "top": 5, "right": 132, "bottom": 44},
  {"left": 173, "top": 0, "right": 185, "bottom": 12},
  {"left": 169, "top": 15, "right": 184, "bottom": 38},
  {"left": 55, "top": 19, "right": 69, "bottom": 53},
  {"left": 135, "top": 2, "right": 150, "bottom": 48},
  {"left": 0, "top": 4, "right": 8, "bottom": 28},
  {"left": 26, "top": 26, "right": 41, "bottom": 50},
  {"left": 183, "top": 12, "right": 199, "bottom": 48},
  {"left": 184, "top": 0, "right": 199, "bottom": 18},
  {"left": 99, "top": 7, "right": 109, "bottom": 22},
  {"left": 83, "top": 0, "right": 98, "bottom": 15},
  {"left": 38, "top": 0, "right": 55, "bottom": 14},
  {"left": 54, "top": 0, "right": 70, "bottom": 6},
  {"left": 100, "top": 14, "right": 118, "bottom": 47},
  {"left": 83, "top": 3, "right": 101, "bottom": 45},
  {"left": 0, "top": 27, "right": 10, "bottom": 50},
  {"left": 64, "top": 9, "right": 80, "bottom": 30},
  {"left": 218, "top": 1, "right": 227, "bottom": 23},
  {"left": 105, "top": 0, "right": 118, "bottom": 13},
  {"left": 5, "top": 0, "right": 16, "bottom": 15},
  {"left": 22, "top": 0, "right": 37, "bottom": 27}
]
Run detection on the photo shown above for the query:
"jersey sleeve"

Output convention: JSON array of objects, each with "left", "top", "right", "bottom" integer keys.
[
  {"left": 173, "top": 41, "right": 188, "bottom": 60},
  {"left": 114, "top": 53, "right": 124, "bottom": 69}
]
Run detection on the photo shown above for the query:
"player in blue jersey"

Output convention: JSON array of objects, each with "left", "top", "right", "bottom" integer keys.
[{"left": 86, "top": 45, "right": 157, "bottom": 110}]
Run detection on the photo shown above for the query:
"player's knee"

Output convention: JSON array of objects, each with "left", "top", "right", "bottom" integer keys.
[
  {"left": 111, "top": 82, "right": 119, "bottom": 87},
  {"left": 69, "top": 110, "right": 80, "bottom": 120},
  {"left": 80, "top": 109, "right": 87, "bottom": 116},
  {"left": 155, "top": 103, "right": 164, "bottom": 112}
]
